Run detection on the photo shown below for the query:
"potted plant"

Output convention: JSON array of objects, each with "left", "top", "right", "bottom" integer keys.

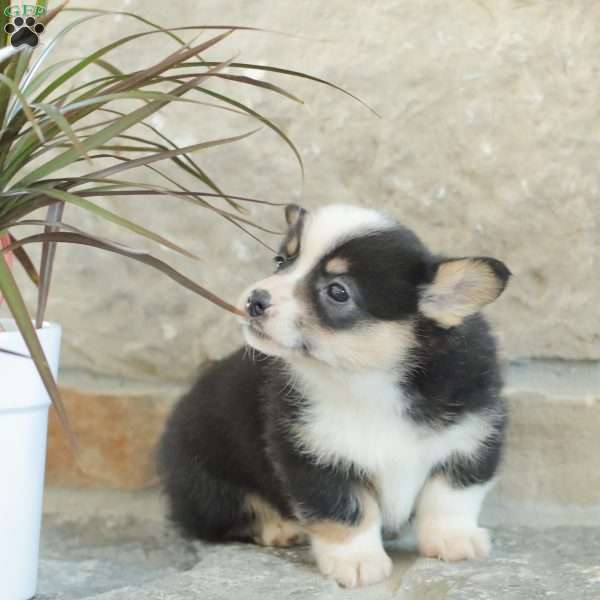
[{"left": 0, "top": 2, "right": 368, "bottom": 598}]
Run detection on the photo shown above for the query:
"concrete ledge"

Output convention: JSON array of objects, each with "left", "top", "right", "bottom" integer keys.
[
  {"left": 47, "top": 361, "right": 600, "bottom": 507},
  {"left": 493, "top": 359, "right": 600, "bottom": 506},
  {"left": 47, "top": 370, "right": 184, "bottom": 489}
]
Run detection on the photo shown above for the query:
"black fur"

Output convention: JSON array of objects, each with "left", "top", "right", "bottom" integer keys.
[
  {"left": 158, "top": 333, "right": 506, "bottom": 538},
  {"left": 157, "top": 352, "right": 290, "bottom": 541},
  {"left": 158, "top": 212, "right": 510, "bottom": 542},
  {"left": 157, "top": 349, "right": 367, "bottom": 537},
  {"left": 404, "top": 316, "right": 505, "bottom": 426},
  {"left": 435, "top": 428, "right": 506, "bottom": 488}
]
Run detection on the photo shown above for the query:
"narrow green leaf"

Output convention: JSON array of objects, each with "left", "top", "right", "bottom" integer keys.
[
  {"left": 0, "top": 252, "right": 76, "bottom": 448},
  {"left": 0, "top": 0, "right": 9, "bottom": 47},
  {"left": 59, "top": 89, "right": 234, "bottom": 113},
  {"left": 27, "top": 186, "right": 200, "bottom": 259},
  {"left": 0, "top": 73, "right": 44, "bottom": 142},
  {"left": 6, "top": 218, "right": 146, "bottom": 245},
  {"left": 16, "top": 59, "right": 80, "bottom": 110},
  {"left": 7, "top": 231, "right": 247, "bottom": 317},
  {"left": 35, "top": 102, "right": 91, "bottom": 162},
  {"left": 35, "top": 28, "right": 232, "bottom": 105},
  {"left": 23, "top": 184, "right": 284, "bottom": 207},
  {"left": 21, "top": 12, "right": 110, "bottom": 106},
  {"left": 0, "top": 346, "right": 32, "bottom": 358},
  {"left": 36, "top": 201, "right": 64, "bottom": 328},
  {"left": 0, "top": 196, "right": 53, "bottom": 221},
  {"left": 12, "top": 47, "right": 34, "bottom": 91},
  {"left": 38, "top": 0, "right": 68, "bottom": 26},
  {"left": 187, "top": 61, "right": 380, "bottom": 116},
  {"left": 186, "top": 72, "right": 304, "bottom": 104},
  {"left": 0, "top": 55, "right": 16, "bottom": 130},
  {"left": 102, "top": 30, "right": 234, "bottom": 96},
  {"left": 194, "top": 86, "right": 305, "bottom": 178},
  {"left": 97, "top": 109, "right": 246, "bottom": 211},
  {"left": 63, "top": 8, "right": 193, "bottom": 47},
  {"left": 92, "top": 59, "right": 123, "bottom": 77},
  {"left": 9, "top": 233, "right": 39, "bottom": 285},
  {"left": 84, "top": 128, "right": 260, "bottom": 181},
  {"left": 13, "top": 59, "right": 233, "bottom": 187}
]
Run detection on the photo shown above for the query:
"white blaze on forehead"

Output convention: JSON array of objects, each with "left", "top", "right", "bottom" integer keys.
[
  {"left": 240, "top": 204, "right": 397, "bottom": 356},
  {"left": 291, "top": 204, "right": 396, "bottom": 279}
]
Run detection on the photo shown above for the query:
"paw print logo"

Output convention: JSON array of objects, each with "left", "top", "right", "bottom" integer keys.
[{"left": 4, "top": 16, "right": 45, "bottom": 48}]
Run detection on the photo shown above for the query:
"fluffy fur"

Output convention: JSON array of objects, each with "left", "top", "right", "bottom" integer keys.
[{"left": 157, "top": 204, "right": 510, "bottom": 588}]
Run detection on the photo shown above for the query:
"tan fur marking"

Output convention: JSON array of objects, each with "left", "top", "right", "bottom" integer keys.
[
  {"left": 420, "top": 259, "right": 504, "bottom": 328},
  {"left": 301, "top": 319, "right": 416, "bottom": 371},
  {"left": 324, "top": 257, "right": 349, "bottom": 275},
  {"left": 286, "top": 235, "right": 299, "bottom": 257},
  {"left": 246, "top": 494, "right": 307, "bottom": 547},
  {"left": 305, "top": 490, "right": 379, "bottom": 544}
]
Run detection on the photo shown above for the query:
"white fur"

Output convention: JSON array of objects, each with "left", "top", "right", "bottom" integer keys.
[
  {"left": 290, "top": 364, "right": 494, "bottom": 532},
  {"left": 291, "top": 204, "right": 395, "bottom": 281},
  {"left": 312, "top": 517, "right": 392, "bottom": 588},
  {"left": 239, "top": 204, "right": 396, "bottom": 356},
  {"left": 416, "top": 475, "right": 493, "bottom": 560}
]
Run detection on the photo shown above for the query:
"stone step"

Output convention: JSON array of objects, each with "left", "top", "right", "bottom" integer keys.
[
  {"left": 39, "top": 489, "right": 600, "bottom": 600},
  {"left": 66, "top": 531, "right": 600, "bottom": 600},
  {"left": 493, "top": 359, "right": 600, "bottom": 507},
  {"left": 46, "top": 360, "right": 600, "bottom": 509}
]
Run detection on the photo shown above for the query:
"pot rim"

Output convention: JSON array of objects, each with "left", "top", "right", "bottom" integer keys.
[
  {"left": 0, "top": 319, "right": 61, "bottom": 410},
  {"left": 0, "top": 319, "right": 61, "bottom": 340}
]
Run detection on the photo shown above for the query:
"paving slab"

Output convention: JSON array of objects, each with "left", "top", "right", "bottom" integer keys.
[{"left": 38, "top": 489, "right": 600, "bottom": 600}]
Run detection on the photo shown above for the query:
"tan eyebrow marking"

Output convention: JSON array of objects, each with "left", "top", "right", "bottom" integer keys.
[{"left": 324, "top": 257, "right": 349, "bottom": 275}]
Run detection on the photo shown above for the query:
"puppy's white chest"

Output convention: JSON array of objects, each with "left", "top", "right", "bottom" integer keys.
[
  {"left": 293, "top": 370, "right": 425, "bottom": 524},
  {"left": 296, "top": 375, "right": 415, "bottom": 467},
  {"left": 293, "top": 368, "right": 489, "bottom": 529}
]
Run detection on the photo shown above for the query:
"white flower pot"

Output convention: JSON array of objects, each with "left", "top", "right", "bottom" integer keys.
[{"left": 0, "top": 319, "right": 61, "bottom": 600}]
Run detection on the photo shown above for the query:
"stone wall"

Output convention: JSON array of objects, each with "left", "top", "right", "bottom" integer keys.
[{"left": 5, "top": 0, "right": 599, "bottom": 382}]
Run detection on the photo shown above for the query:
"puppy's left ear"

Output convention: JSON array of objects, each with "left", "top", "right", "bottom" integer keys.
[
  {"left": 419, "top": 257, "right": 511, "bottom": 328},
  {"left": 282, "top": 204, "right": 308, "bottom": 257},
  {"left": 284, "top": 204, "right": 307, "bottom": 227}
]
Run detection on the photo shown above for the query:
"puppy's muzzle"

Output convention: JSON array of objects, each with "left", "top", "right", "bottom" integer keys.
[{"left": 245, "top": 288, "right": 272, "bottom": 318}]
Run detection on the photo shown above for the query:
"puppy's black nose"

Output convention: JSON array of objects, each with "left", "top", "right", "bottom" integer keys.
[{"left": 246, "top": 289, "right": 271, "bottom": 318}]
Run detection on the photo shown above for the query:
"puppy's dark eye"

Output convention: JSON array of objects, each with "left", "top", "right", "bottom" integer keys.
[
  {"left": 327, "top": 283, "right": 349, "bottom": 303},
  {"left": 274, "top": 255, "right": 285, "bottom": 269}
]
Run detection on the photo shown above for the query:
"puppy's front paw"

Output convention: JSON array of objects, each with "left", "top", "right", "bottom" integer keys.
[
  {"left": 418, "top": 522, "right": 491, "bottom": 561},
  {"left": 316, "top": 548, "right": 393, "bottom": 588}
]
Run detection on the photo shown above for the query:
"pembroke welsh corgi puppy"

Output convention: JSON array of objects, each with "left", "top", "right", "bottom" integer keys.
[{"left": 158, "top": 204, "right": 510, "bottom": 588}]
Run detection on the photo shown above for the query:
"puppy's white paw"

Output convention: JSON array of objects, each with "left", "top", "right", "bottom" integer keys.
[
  {"left": 418, "top": 522, "right": 491, "bottom": 561},
  {"left": 317, "top": 548, "right": 393, "bottom": 588}
]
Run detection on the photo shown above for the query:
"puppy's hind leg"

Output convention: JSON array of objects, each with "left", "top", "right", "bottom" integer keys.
[
  {"left": 161, "top": 466, "right": 258, "bottom": 542},
  {"left": 246, "top": 495, "right": 308, "bottom": 547}
]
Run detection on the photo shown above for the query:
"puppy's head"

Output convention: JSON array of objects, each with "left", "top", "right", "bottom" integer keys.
[{"left": 239, "top": 204, "right": 510, "bottom": 370}]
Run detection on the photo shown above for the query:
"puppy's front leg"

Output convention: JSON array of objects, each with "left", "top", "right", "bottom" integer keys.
[
  {"left": 415, "top": 473, "right": 492, "bottom": 561},
  {"left": 306, "top": 491, "right": 392, "bottom": 588}
]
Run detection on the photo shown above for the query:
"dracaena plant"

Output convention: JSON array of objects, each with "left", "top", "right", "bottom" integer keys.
[{"left": 0, "top": 1, "right": 369, "bottom": 438}]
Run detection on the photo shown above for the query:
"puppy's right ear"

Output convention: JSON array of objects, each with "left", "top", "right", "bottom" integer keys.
[{"left": 284, "top": 204, "right": 307, "bottom": 227}]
